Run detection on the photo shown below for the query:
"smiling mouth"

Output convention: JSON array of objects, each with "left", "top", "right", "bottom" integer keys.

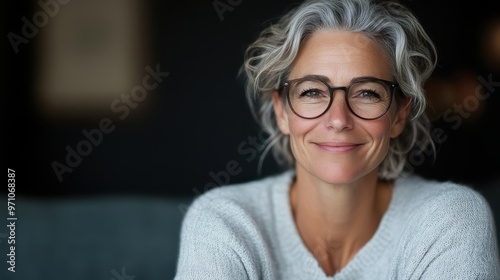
[{"left": 312, "top": 142, "right": 363, "bottom": 153}]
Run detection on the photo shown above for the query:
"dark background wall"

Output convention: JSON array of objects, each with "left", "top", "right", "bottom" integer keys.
[{"left": 4, "top": 0, "right": 500, "bottom": 198}]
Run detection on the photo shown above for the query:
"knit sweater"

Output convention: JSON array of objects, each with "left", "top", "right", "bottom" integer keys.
[{"left": 174, "top": 170, "right": 500, "bottom": 279}]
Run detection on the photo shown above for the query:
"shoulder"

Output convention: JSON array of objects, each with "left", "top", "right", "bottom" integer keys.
[
  {"left": 175, "top": 170, "right": 294, "bottom": 279},
  {"left": 394, "top": 174, "right": 498, "bottom": 251},
  {"left": 394, "top": 174, "right": 496, "bottom": 232},
  {"left": 180, "top": 170, "right": 294, "bottom": 234},
  {"left": 391, "top": 175, "right": 500, "bottom": 277},
  {"left": 175, "top": 172, "right": 293, "bottom": 280},
  {"left": 392, "top": 174, "right": 498, "bottom": 249},
  {"left": 395, "top": 174, "right": 493, "bottom": 218},
  {"left": 187, "top": 169, "right": 293, "bottom": 214}
]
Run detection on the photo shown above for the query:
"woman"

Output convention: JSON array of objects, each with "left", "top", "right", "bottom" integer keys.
[{"left": 174, "top": 0, "right": 500, "bottom": 279}]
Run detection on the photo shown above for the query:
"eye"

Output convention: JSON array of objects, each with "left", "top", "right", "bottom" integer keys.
[
  {"left": 349, "top": 88, "right": 385, "bottom": 103},
  {"left": 299, "top": 88, "right": 328, "bottom": 99},
  {"left": 358, "top": 89, "right": 382, "bottom": 100},
  {"left": 349, "top": 81, "right": 389, "bottom": 102}
]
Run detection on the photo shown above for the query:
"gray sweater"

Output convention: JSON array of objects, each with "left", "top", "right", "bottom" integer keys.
[{"left": 174, "top": 170, "right": 500, "bottom": 279}]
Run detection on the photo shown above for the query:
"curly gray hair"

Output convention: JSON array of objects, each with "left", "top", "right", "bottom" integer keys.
[{"left": 240, "top": 0, "right": 437, "bottom": 180}]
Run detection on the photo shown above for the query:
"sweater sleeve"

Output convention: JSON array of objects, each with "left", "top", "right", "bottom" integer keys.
[
  {"left": 400, "top": 185, "right": 500, "bottom": 280},
  {"left": 173, "top": 193, "right": 257, "bottom": 280}
]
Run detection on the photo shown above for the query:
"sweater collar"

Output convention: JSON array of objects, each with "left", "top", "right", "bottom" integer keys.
[{"left": 273, "top": 169, "right": 402, "bottom": 279}]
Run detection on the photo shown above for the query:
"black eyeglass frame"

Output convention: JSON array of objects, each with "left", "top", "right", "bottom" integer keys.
[{"left": 280, "top": 76, "right": 400, "bottom": 120}]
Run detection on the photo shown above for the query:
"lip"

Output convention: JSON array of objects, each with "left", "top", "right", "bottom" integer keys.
[{"left": 312, "top": 142, "right": 363, "bottom": 153}]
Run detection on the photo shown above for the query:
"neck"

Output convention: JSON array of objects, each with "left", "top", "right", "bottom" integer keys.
[{"left": 290, "top": 167, "right": 393, "bottom": 276}]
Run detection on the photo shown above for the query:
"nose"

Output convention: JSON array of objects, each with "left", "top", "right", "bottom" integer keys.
[{"left": 323, "top": 90, "right": 353, "bottom": 131}]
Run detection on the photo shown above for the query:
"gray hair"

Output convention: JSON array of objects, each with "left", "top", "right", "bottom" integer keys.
[{"left": 240, "top": 0, "right": 437, "bottom": 180}]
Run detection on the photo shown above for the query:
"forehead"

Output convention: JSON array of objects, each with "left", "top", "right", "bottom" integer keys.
[{"left": 290, "top": 30, "right": 392, "bottom": 81}]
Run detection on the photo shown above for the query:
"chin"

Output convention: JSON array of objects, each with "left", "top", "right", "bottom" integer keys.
[{"left": 309, "top": 165, "right": 367, "bottom": 185}]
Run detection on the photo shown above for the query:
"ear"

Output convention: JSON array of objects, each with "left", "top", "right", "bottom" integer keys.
[
  {"left": 272, "top": 90, "right": 290, "bottom": 135},
  {"left": 390, "top": 97, "right": 411, "bottom": 138}
]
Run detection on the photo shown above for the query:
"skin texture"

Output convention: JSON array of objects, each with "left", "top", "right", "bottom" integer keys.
[{"left": 272, "top": 30, "right": 410, "bottom": 276}]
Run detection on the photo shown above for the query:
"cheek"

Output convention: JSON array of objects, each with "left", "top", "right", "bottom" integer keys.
[
  {"left": 372, "top": 119, "right": 393, "bottom": 138},
  {"left": 365, "top": 116, "right": 398, "bottom": 158},
  {"left": 369, "top": 105, "right": 401, "bottom": 139},
  {"left": 367, "top": 120, "right": 393, "bottom": 149},
  {"left": 286, "top": 114, "right": 320, "bottom": 162},
  {"left": 287, "top": 114, "right": 318, "bottom": 141}
]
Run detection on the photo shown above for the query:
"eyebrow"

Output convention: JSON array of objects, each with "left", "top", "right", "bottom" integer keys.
[
  {"left": 292, "top": 75, "right": 388, "bottom": 84},
  {"left": 298, "top": 75, "right": 331, "bottom": 84}
]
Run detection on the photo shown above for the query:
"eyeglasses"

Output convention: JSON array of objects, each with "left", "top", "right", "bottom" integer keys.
[{"left": 280, "top": 75, "right": 399, "bottom": 120}]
